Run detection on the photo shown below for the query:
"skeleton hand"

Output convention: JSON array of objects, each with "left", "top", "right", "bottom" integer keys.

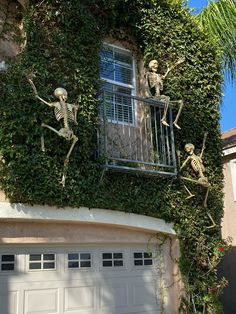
[{"left": 27, "top": 73, "right": 39, "bottom": 97}]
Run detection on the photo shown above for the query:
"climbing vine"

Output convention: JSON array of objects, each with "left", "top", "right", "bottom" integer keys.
[{"left": 0, "top": 0, "right": 228, "bottom": 312}]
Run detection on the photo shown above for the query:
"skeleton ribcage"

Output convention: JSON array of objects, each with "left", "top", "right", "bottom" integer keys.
[
  {"left": 191, "top": 157, "right": 205, "bottom": 175},
  {"left": 54, "top": 107, "right": 76, "bottom": 125}
]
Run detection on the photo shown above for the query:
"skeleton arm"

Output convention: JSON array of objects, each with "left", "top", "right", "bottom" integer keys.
[
  {"left": 180, "top": 156, "right": 191, "bottom": 170},
  {"left": 27, "top": 76, "right": 54, "bottom": 108},
  {"left": 162, "top": 66, "right": 173, "bottom": 80},
  {"left": 36, "top": 95, "right": 54, "bottom": 107},
  {"left": 200, "top": 132, "right": 208, "bottom": 159},
  {"left": 162, "top": 57, "right": 185, "bottom": 80}
]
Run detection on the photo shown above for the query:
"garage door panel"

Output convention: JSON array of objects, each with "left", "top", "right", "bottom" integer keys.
[
  {"left": 100, "top": 284, "right": 128, "bottom": 308},
  {"left": 64, "top": 286, "right": 95, "bottom": 313},
  {"left": 132, "top": 282, "right": 159, "bottom": 306},
  {"left": 0, "top": 245, "right": 161, "bottom": 314},
  {"left": 0, "top": 291, "right": 19, "bottom": 314},
  {"left": 24, "top": 288, "right": 59, "bottom": 314}
]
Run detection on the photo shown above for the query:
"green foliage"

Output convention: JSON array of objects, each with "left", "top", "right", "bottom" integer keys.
[
  {"left": 195, "top": 0, "right": 236, "bottom": 82},
  {"left": 0, "top": 0, "right": 226, "bottom": 312}
]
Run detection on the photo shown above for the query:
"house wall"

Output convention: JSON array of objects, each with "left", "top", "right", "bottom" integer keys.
[
  {"left": 222, "top": 152, "right": 236, "bottom": 245},
  {"left": 219, "top": 149, "right": 236, "bottom": 313}
]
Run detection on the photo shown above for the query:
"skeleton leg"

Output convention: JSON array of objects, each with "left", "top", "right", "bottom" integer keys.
[
  {"left": 65, "top": 135, "right": 78, "bottom": 164},
  {"left": 41, "top": 134, "right": 45, "bottom": 152},
  {"left": 206, "top": 211, "right": 217, "bottom": 229},
  {"left": 203, "top": 186, "right": 210, "bottom": 208},
  {"left": 41, "top": 123, "right": 61, "bottom": 137},
  {"left": 183, "top": 184, "right": 195, "bottom": 199},
  {"left": 61, "top": 135, "right": 78, "bottom": 187},
  {"left": 161, "top": 96, "right": 170, "bottom": 127},
  {"left": 172, "top": 100, "right": 183, "bottom": 130}
]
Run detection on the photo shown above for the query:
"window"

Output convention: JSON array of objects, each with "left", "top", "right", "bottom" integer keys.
[
  {"left": 102, "top": 252, "right": 124, "bottom": 267},
  {"left": 67, "top": 253, "right": 91, "bottom": 269},
  {"left": 100, "top": 43, "right": 135, "bottom": 124},
  {"left": 133, "top": 252, "right": 153, "bottom": 266},
  {"left": 1, "top": 254, "right": 15, "bottom": 271},
  {"left": 28, "top": 253, "right": 55, "bottom": 270}
]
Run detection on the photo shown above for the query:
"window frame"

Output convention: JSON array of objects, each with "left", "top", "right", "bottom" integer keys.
[
  {"left": 100, "top": 42, "right": 137, "bottom": 125},
  {"left": 66, "top": 251, "right": 92, "bottom": 271},
  {"left": 133, "top": 251, "right": 154, "bottom": 267},
  {"left": 27, "top": 253, "right": 56, "bottom": 272},
  {"left": 0, "top": 254, "right": 16, "bottom": 273},
  {"left": 100, "top": 251, "right": 125, "bottom": 270}
]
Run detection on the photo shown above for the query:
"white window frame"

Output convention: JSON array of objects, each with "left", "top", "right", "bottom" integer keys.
[
  {"left": 27, "top": 253, "right": 56, "bottom": 272},
  {"left": 132, "top": 251, "right": 153, "bottom": 267},
  {"left": 66, "top": 251, "right": 92, "bottom": 271},
  {"left": 100, "top": 42, "right": 137, "bottom": 125},
  {"left": 230, "top": 159, "right": 236, "bottom": 201},
  {"left": 100, "top": 251, "right": 125, "bottom": 270}
]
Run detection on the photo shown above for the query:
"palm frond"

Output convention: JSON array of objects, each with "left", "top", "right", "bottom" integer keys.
[{"left": 195, "top": 0, "right": 236, "bottom": 81}]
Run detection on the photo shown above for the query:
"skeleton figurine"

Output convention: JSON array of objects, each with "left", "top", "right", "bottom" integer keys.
[
  {"left": 28, "top": 76, "right": 79, "bottom": 187},
  {"left": 179, "top": 133, "right": 216, "bottom": 227},
  {"left": 147, "top": 58, "right": 185, "bottom": 129}
]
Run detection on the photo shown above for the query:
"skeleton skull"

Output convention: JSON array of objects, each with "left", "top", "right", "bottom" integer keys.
[
  {"left": 148, "top": 60, "right": 158, "bottom": 72},
  {"left": 54, "top": 87, "right": 67, "bottom": 101}
]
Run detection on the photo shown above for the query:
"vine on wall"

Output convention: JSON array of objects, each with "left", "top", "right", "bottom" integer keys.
[{"left": 0, "top": 0, "right": 228, "bottom": 312}]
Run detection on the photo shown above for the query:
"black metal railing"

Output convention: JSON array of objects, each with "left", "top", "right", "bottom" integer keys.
[{"left": 98, "top": 90, "right": 177, "bottom": 176}]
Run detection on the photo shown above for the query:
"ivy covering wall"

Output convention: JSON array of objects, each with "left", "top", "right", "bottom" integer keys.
[{"left": 0, "top": 0, "right": 228, "bottom": 312}]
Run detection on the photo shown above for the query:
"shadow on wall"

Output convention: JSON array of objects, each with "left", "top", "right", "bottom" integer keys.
[{"left": 218, "top": 246, "right": 236, "bottom": 314}]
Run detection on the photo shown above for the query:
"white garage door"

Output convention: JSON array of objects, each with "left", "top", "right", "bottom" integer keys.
[{"left": 0, "top": 244, "right": 161, "bottom": 314}]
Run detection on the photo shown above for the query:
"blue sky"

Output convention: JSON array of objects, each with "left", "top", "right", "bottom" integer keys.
[{"left": 188, "top": 0, "right": 236, "bottom": 132}]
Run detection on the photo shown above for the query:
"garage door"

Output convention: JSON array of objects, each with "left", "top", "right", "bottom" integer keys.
[{"left": 0, "top": 244, "right": 161, "bottom": 314}]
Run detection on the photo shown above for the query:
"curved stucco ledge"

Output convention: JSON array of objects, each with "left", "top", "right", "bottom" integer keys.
[{"left": 0, "top": 202, "right": 176, "bottom": 235}]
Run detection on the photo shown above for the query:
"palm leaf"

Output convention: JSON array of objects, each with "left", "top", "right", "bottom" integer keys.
[{"left": 195, "top": 0, "right": 236, "bottom": 81}]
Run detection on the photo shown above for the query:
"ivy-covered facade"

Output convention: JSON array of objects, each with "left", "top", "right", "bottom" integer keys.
[{"left": 0, "top": 0, "right": 228, "bottom": 313}]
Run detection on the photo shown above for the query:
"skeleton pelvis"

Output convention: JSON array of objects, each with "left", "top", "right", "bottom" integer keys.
[
  {"left": 58, "top": 127, "right": 74, "bottom": 140},
  {"left": 198, "top": 177, "right": 209, "bottom": 187}
]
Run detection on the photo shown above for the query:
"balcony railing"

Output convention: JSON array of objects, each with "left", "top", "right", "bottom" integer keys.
[{"left": 98, "top": 90, "right": 177, "bottom": 176}]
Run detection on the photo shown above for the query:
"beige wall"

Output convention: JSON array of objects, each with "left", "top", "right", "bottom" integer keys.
[
  {"left": 222, "top": 153, "right": 236, "bottom": 245},
  {"left": 0, "top": 220, "right": 158, "bottom": 244}
]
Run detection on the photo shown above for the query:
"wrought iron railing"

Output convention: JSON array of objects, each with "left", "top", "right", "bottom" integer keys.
[{"left": 98, "top": 90, "right": 177, "bottom": 176}]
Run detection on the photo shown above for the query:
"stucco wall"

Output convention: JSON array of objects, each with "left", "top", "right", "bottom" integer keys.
[{"left": 222, "top": 153, "right": 236, "bottom": 245}]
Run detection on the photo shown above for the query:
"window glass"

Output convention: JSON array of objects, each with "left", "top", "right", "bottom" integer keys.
[
  {"left": 29, "top": 253, "right": 55, "bottom": 271},
  {"left": 133, "top": 252, "right": 153, "bottom": 267},
  {"left": 67, "top": 253, "right": 91, "bottom": 269},
  {"left": 100, "top": 43, "right": 135, "bottom": 124},
  {"left": 102, "top": 252, "right": 124, "bottom": 267},
  {"left": 1, "top": 255, "right": 15, "bottom": 272}
]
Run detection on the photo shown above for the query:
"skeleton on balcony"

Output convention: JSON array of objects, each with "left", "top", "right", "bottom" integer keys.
[
  {"left": 28, "top": 76, "right": 79, "bottom": 187},
  {"left": 147, "top": 58, "right": 185, "bottom": 129},
  {"left": 179, "top": 133, "right": 216, "bottom": 227}
]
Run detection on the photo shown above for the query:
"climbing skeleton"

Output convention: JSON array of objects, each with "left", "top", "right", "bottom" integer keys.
[
  {"left": 28, "top": 76, "right": 79, "bottom": 187},
  {"left": 179, "top": 133, "right": 216, "bottom": 228},
  {"left": 147, "top": 57, "right": 185, "bottom": 129}
]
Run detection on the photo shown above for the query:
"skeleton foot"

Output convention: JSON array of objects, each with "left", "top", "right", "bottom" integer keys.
[
  {"left": 161, "top": 118, "right": 169, "bottom": 127},
  {"left": 206, "top": 212, "right": 217, "bottom": 229},
  {"left": 173, "top": 121, "right": 181, "bottom": 130},
  {"left": 186, "top": 193, "right": 195, "bottom": 200},
  {"left": 60, "top": 173, "right": 66, "bottom": 187}
]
